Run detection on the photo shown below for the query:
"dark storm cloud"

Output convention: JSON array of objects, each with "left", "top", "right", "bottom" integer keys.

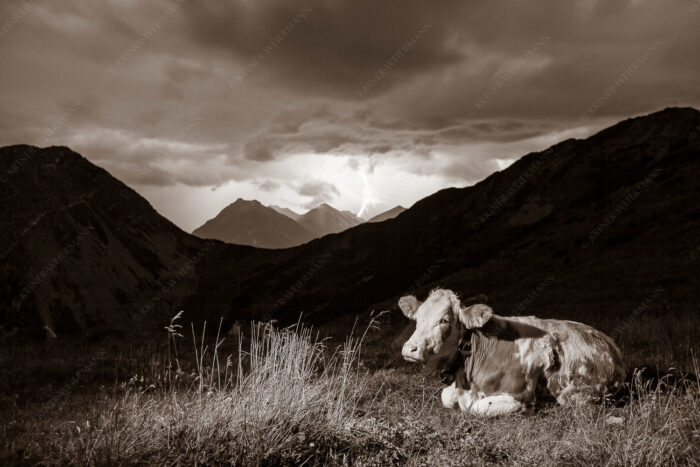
[
  {"left": 298, "top": 180, "right": 339, "bottom": 207},
  {"left": 0, "top": 0, "right": 698, "bottom": 229},
  {"left": 182, "top": 0, "right": 464, "bottom": 97},
  {"left": 244, "top": 139, "right": 276, "bottom": 162},
  {"left": 239, "top": 112, "right": 564, "bottom": 165}
]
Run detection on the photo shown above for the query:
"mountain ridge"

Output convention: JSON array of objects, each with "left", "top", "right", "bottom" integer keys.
[
  {"left": 367, "top": 206, "right": 407, "bottom": 223},
  {"left": 192, "top": 106, "right": 699, "bottom": 328},
  {"left": 192, "top": 199, "right": 363, "bottom": 248},
  {"left": 1, "top": 107, "right": 698, "bottom": 338},
  {"left": 296, "top": 202, "right": 363, "bottom": 237},
  {"left": 192, "top": 198, "right": 316, "bottom": 248}
]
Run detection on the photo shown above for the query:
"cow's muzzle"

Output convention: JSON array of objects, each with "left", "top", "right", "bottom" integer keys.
[{"left": 402, "top": 342, "right": 424, "bottom": 362}]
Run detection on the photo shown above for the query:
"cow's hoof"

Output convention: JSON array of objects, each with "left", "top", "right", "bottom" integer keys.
[{"left": 441, "top": 383, "right": 458, "bottom": 408}]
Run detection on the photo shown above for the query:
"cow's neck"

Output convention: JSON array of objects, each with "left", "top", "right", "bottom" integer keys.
[
  {"left": 438, "top": 327, "right": 475, "bottom": 386},
  {"left": 462, "top": 329, "right": 520, "bottom": 386}
]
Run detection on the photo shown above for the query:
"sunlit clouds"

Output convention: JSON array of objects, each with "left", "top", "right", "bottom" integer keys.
[{"left": 1, "top": 0, "right": 698, "bottom": 230}]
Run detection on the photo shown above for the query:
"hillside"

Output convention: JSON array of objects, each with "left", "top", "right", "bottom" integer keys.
[
  {"left": 1, "top": 108, "right": 699, "bottom": 339},
  {"left": 0, "top": 145, "right": 204, "bottom": 337},
  {"left": 193, "top": 107, "right": 700, "bottom": 334},
  {"left": 192, "top": 199, "right": 315, "bottom": 248},
  {"left": 296, "top": 203, "right": 363, "bottom": 237},
  {"left": 367, "top": 206, "right": 407, "bottom": 223},
  {"left": 270, "top": 205, "right": 302, "bottom": 221},
  {"left": 0, "top": 146, "right": 286, "bottom": 337}
]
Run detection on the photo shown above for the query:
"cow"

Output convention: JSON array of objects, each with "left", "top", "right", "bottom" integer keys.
[{"left": 399, "top": 289, "right": 626, "bottom": 416}]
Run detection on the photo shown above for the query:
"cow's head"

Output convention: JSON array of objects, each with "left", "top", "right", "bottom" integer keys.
[{"left": 399, "top": 289, "right": 492, "bottom": 366}]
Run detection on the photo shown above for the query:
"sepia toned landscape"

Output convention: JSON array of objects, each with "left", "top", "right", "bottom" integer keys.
[{"left": 1, "top": 1, "right": 699, "bottom": 465}]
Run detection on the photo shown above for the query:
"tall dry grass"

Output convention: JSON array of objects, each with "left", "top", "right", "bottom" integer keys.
[{"left": 39, "top": 317, "right": 373, "bottom": 465}]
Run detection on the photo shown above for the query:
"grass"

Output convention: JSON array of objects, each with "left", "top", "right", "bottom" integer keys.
[{"left": 1, "top": 313, "right": 699, "bottom": 465}]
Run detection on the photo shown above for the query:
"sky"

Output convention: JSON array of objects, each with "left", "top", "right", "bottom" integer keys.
[{"left": 1, "top": 0, "right": 699, "bottom": 231}]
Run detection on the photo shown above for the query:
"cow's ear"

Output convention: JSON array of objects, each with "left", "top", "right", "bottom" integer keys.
[
  {"left": 462, "top": 294, "right": 488, "bottom": 307},
  {"left": 458, "top": 304, "right": 493, "bottom": 329},
  {"left": 398, "top": 295, "right": 421, "bottom": 320}
]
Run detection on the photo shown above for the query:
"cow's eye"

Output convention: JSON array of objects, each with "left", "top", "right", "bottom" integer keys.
[{"left": 440, "top": 316, "right": 450, "bottom": 325}]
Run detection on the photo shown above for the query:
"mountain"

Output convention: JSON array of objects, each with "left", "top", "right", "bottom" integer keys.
[
  {"left": 192, "top": 199, "right": 315, "bottom": 249},
  {"left": 296, "top": 203, "right": 363, "bottom": 237},
  {"left": 194, "top": 107, "right": 700, "bottom": 330},
  {"left": 0, "top": 145, "right": 213, "bottom": 337},
  {"left": 367, "top": 206, "right": 406, "bottom": 223},
  {"left": 2, "top": 107, "right": 699, "bottom": 339},
  {"left": 270, "top": 205, "right": 302, "bottom": 221}
]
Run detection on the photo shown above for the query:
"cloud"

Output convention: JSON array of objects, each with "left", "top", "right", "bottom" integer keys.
[
  {"left": 298, "top": 180, "right": 340, "bottom": 207},
  {"left": 182, "top": 0, "right": 464, "bottom": 98},
  {"left": 257, "top": 179, "right": 281, "bottom": 191},
  {"left": 244, "top": 139, "right": 276, "bottom": 161},
  {"left": 0, "top": 0, "right": 698, "bottom": 230}
]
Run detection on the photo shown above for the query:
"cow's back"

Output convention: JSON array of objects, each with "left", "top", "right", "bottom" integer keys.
[{"left": 508, "top": 316, "right": 626, "bottom": 402}]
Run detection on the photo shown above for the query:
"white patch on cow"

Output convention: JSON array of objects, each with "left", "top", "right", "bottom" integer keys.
[
  {"left": 456, "top": 388, "right": 479, "bottom": 412},
  {"left": 471, "top": 394, "right": 524, "bottom": 416},
  {"left": 441, "top": 383, "right": 459, "bottom": 408}
]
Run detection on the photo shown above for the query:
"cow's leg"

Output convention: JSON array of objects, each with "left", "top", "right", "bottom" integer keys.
[
  {"left": 441, "top": 383, "right": 478, "bottom": 411},
  {"left": 470, "top": 394, "right": 525, "bottom": 416},
  {"left": 556, "top": 385, "right": 597, "bottom": 406},
  {"left": 551, "top": 370, "right": 599, "bottom": 406},
  {"left": 441, "top": 382, "right": 459, "bottom": 408},
  {"left": 456, "top": 388, "right": 479, "bottom": 412}
]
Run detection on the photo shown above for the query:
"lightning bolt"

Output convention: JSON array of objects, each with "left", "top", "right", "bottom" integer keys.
[{"left": 356, "top": 172, "right": 370, "bottom": 218}]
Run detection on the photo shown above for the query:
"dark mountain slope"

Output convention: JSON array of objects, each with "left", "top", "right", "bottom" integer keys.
[
  {"left": 367, "top": 206, "right": 406, "bottom": 223},
  {"left": 192, "top": 199, "right": 315, "bottom": 248},
  {"left": 0, "top": 146, "right": 270, "bottom": 337},
  {"left": 193, "top": 108, "right": 699, "bottom": 331},
  {"left": 1, "top": 108, "right": 698, "bottom": 339}
]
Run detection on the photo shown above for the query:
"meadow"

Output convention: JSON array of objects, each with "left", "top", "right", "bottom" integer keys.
[{"left": 1, "top": 310, "right": 698, "bottom": 466}]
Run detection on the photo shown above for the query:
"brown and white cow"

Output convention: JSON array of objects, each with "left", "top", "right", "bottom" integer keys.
[{"left": 399, "top": 289, "right": 626, "bottom": 416}]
